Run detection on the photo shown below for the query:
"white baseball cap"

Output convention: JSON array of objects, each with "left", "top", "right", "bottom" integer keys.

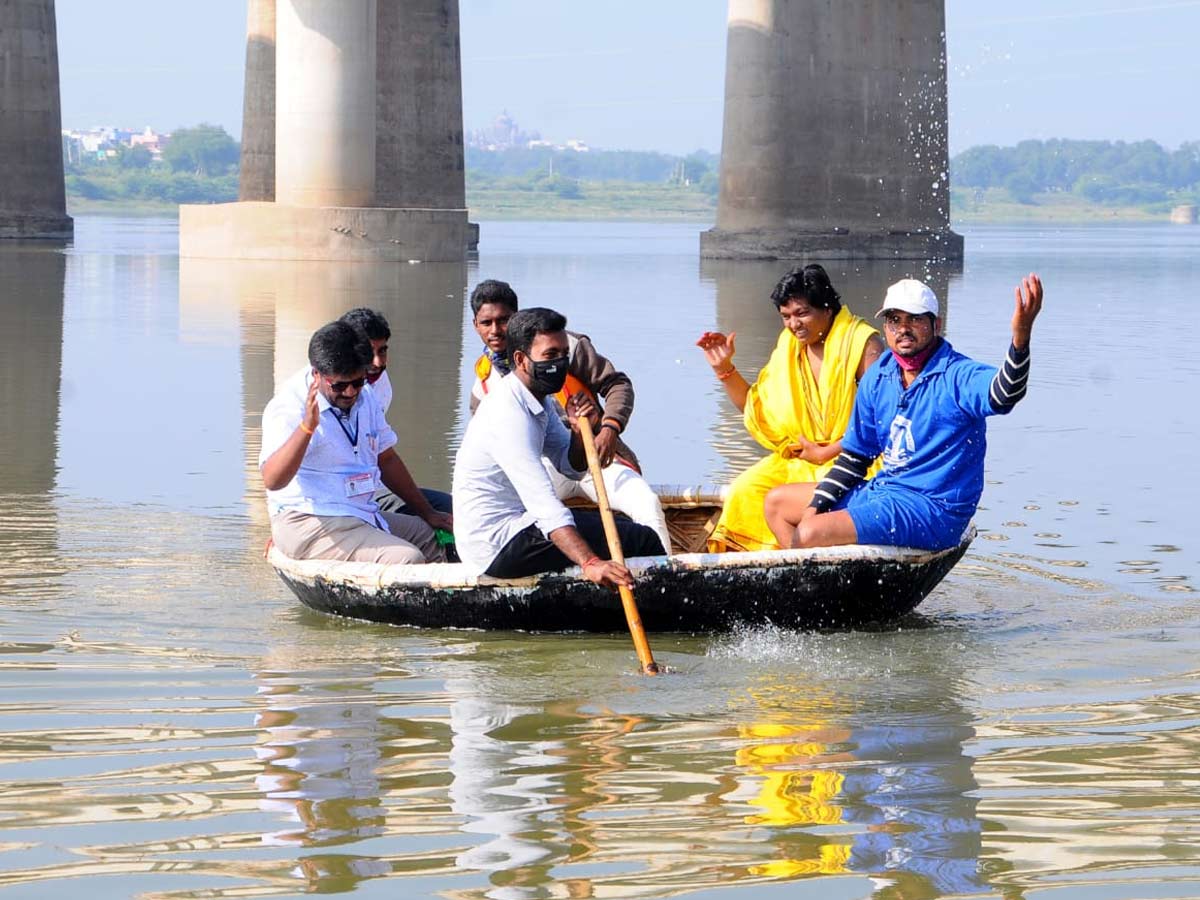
[{"left": 876, "top": 279, "right": 939, "bottom": 318}]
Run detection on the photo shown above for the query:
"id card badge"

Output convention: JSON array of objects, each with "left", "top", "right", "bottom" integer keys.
[{"left": 345, "top": 472, "right": 375, "bottom": 497}]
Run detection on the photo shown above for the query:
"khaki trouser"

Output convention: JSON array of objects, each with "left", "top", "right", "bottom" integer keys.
[{"left": 271, "top": 510, "right": 445, "bottom": 565}]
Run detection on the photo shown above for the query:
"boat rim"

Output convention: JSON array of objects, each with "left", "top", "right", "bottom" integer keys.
[{"left": 267, "top": 525, "right": 976, "bottom": 592}]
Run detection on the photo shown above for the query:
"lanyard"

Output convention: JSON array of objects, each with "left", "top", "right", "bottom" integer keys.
[{"left": 329, "top": 408, "right": 360, "bottom": 454}]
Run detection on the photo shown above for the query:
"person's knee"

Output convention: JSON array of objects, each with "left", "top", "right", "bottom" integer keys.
[
  {"left": 793, "top": 510, "right": 857, "bottom": 549},
  {"left": 792, "top": 521, "right": 817, "bottom": 549},
  {"left": 375, "top": 542, "right": 427, "bottom": 566},
  {"left": 763, "top": 485, "right": 791, "bottom": 524},
  {"left": 628, "top": 523, "right": 665, "bottom": 557}
]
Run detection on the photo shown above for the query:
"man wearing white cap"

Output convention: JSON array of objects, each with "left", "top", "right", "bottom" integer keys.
[{"left": 763, "top": 274, "right": 1043, "bottom": 551}]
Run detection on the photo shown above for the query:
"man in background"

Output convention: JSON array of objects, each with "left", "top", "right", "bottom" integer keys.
[{"left": 340, "top": 307, "right": 454, "bottom": 518}]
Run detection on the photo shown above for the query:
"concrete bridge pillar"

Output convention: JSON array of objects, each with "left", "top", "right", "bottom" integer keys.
[
  {"left": 376, "top": 0, "right": 466, "bottom": 210},
  {"left": 0, "top": 0, "right": 72, "bottom": 239},
  {"left": 183, "top": 0, "right": 468, "bottom": 261},
  {"left": 275, "top": 0, "right": 377, "bottom": 208},
  {"left": 239, "top": 0, "right": 276, "bottom": 202},
  {"left": 702, "top": 0, "right": 962, "bottom": 261}
]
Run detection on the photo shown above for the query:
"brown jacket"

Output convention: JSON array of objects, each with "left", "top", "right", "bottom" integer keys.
[{"left": 470, "top": 332, "right": 640, "bottom": 470}]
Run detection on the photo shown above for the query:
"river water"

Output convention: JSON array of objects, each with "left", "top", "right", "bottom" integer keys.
[{"left": 0, "top": 217, "right": 1197, "bottom": 898}]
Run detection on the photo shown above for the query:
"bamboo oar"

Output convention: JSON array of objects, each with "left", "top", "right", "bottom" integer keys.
[{"left": 577, "top": 417, "right": 660, "bottom": 675}]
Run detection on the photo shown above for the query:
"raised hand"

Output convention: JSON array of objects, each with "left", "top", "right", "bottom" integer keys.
[
  {"left": 302, "top": 374, "right": 321, "bottom": 435},
  {"left": 696, "top": 330, "right": 737, "bottom": 375},
  {"left": 1012, "top": 273, "right": 1043, "bottom": 350}
]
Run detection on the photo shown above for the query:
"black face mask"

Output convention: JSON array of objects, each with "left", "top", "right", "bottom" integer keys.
[{"left": 525, "top": 355, "right": 569, "bottom": 395}]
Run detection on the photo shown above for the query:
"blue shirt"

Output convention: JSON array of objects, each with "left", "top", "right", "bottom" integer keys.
[
  {"left": 843, "top": 339, "right": 1009, "bottom": 520},
  {"left": 259, "top": 367, "right": 398, "bottom": 527}
]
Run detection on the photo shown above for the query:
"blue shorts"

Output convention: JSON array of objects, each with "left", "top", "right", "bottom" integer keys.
[{"left": 835, "top": 481, "right": 970, "bottom": 551}]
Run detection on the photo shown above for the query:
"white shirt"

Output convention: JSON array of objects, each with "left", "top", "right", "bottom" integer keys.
[
  {"left": 259, "top": 367, "right": 398, "bottom": 527},
  {"left": 452, "top": 372, "right": 584, "bottom": 574},
  {"left": 369, "top": 369, "right": 392, "bottom": 413}
]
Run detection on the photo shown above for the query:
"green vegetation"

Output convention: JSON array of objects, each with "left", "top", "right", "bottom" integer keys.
[
  {"left": 65, "top": 130, "right": 1198, "bottom": 224},
  {"left": 464, "top": 149, "right": 718, "bottom": 219},
  {"left": 65, "top": 124, "right": 239, "bottom": 211},
  {"left": 951, "top": 139, "right": 1200, "bottom": 209},
  {"left": 950, "top": 187, "right": 1165, "bottom": 225},
  {"left": 466, "top": 178, "right": 716, "bottom": 221}
]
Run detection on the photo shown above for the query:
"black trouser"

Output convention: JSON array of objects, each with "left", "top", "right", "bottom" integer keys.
[{"left": 486, "top": 509, "right": 665, "bottom": 579}]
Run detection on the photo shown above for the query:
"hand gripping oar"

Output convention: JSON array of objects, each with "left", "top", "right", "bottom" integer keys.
[{"left": 577, "top": 417, "right": 660, "bottom": 675}]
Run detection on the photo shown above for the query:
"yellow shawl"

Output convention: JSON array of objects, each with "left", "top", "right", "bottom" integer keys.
[
  {"left": 706, "top": 308, "right": 877, "bottom": 553},
  {"left": 743, "top": 307, "right": 876, "bottom": 457}
]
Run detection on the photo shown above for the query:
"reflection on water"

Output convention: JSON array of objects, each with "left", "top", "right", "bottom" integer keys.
[
  {"left": 179, "top": 256, "right": 467, "bottom": 493},
  {"left": 0, "top": 244, "right": 65, "bottom": 604},
  {"left": 0, "top": 218, "right": 1199, "bottom": 897}
]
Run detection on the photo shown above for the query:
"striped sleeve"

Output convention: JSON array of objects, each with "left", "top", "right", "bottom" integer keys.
[
  {"left": 988, "top": 343, "right": 1031, "bottom": 413},
  {"left": 809, "top": 450, "right": 873, "bottom": 514}
]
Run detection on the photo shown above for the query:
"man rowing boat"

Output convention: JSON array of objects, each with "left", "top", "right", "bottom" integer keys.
[
  {"left": 453, "top": 307, "right": 665, "bottom": 583},
  {"left": 469, "top": 279, "right": 671, "bottom": 553}
]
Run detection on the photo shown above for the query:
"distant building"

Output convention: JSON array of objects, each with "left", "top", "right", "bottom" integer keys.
[
  {"left": 60, "top": 125, "right": 172, "bottom": 165},
  {"left": 468, "top": 113, "right": 596, "bottom": 155},
  {"left": 467, "top": 111, "right": 541, "bottom": 151},
  {"left": 130, "top": 126, "right": 170, "bottom": 160}
]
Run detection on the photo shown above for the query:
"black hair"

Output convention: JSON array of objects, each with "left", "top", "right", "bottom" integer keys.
[
  {"left": 769, "top": 264, "right": 842, "bottom": 314},
  {"left": 339, "top": 307, "right": 390, "bottom": 341},
  {"left": 470, "top": 279, "right": 519, "bottom": 316},
  {"left": 308, "top": 321, "right": 372, "bottom": 376},
  {"left": 506, "top": 307, "right": 567, "bottom": 362}
]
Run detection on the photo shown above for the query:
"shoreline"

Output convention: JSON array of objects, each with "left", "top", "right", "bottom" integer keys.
[{"left": 66, "top": 195, "right": 1189, "bottom": 227}]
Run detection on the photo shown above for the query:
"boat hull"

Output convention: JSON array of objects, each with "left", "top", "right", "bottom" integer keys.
[{"left": 270, "top": 531, "right": 972, "bottom": 632}]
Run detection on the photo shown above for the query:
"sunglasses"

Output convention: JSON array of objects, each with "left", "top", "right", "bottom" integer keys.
[{"left": 323, "top": 375, "right": 366, "bottom": 393}]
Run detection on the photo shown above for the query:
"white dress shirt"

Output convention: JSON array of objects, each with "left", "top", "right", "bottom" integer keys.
[
  {"left": 369, "top": 369, "right": 392, "bottom": 413},
  {"left": 259, "top": 367, "right": 398, "bottom": 527},
  {"left": 453, "top": 372, "right": 584, "bottom": 574}
]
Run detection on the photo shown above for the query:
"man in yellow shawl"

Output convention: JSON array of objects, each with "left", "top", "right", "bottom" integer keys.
[{"left": 698, "top": 264, "right": 883, "bottom": 552}]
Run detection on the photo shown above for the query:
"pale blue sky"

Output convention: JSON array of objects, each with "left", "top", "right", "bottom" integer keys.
[{"left": 56, "top": 0, "right": 1200, "bottom": 154}]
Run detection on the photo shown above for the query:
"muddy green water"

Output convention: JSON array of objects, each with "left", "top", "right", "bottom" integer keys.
[{"left": 0, "top": 218, "right": 1197, "bottom": 898}]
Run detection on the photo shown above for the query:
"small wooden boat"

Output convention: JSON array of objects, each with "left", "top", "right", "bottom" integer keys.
[{"left": 268, "top": 486, "right": 973, "bottom": 632}]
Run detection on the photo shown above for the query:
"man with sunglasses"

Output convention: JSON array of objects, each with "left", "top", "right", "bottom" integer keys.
[{"left": 260, "top": 320, "right": 451, "bottom": 565}]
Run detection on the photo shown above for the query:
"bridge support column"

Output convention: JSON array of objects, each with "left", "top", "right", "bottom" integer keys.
[
  {"left": 183, "top": 0, "right": 468, "bottom": 261},
  {"left": 0, "top": 0, "right": 72, "bottom": 239},
  {"left": 376, "top": 0, "right": 466, "bottom": 211},
  {"left": 701, "top": 0, "right": 961, "bottom": 261},
  {"left": 239, "top": 0, "right": 276, "bottom": 202},
  {"left": 276, "top": 0, "right": 377, "bottom": 207}
]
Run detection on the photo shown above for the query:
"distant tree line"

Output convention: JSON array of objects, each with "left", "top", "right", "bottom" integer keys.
[
  {"left": 466, "top": 147, "right": 719, "bottom": 199},
  {"left": 64, "top": 127, "right": 1198, "bottom": 211},
  {"left": 65, "top": 124, "right": 239, "bottom": 204},
  {"left": 950, "top": 139, "right": 1200, "bottom": 205}
]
